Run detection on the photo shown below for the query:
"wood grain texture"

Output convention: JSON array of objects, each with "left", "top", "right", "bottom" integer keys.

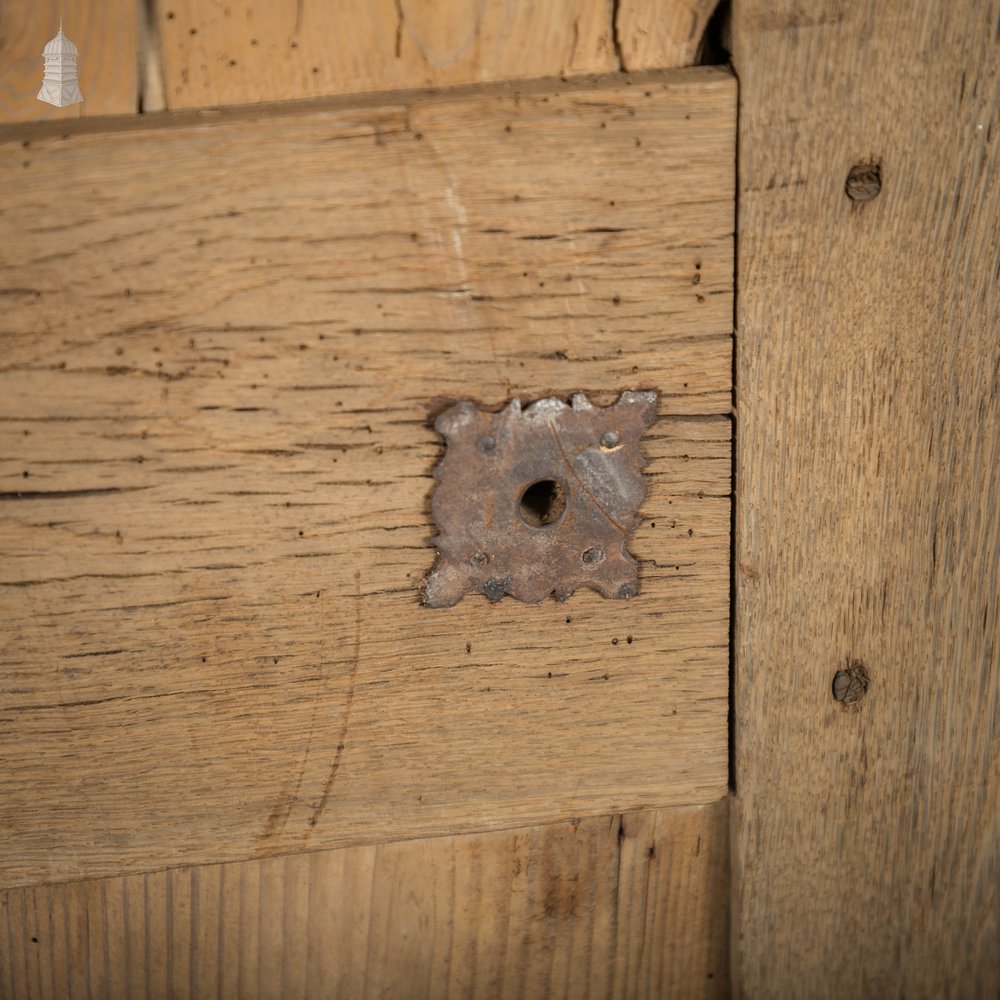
[
  {"left": 0, "top": 69, "right": 734, "bottom": 888},
  {"left": 732, "top": 1, "right": 1000, "bottom": 997},
  {"left": 0, "top": 0, "right": 138, "bottom": 123},
  {"left": 154, "top": 0, "right": 716, "bottom": 111},
  {"left": 615, "top": 0, "right": 719, "bottom": 71},
  {"left": 156, "top": 0, "right": 617, "bottom": 110},
  {"left": 0, "top": 801, "right": 729, "bottom": 1000}
]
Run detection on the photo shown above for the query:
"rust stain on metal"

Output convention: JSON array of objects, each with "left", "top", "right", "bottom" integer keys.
[{"left": 422, "top": 390, "right": 659, "bottom": 607}]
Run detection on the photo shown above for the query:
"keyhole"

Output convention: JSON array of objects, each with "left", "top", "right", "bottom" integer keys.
[{"left": 518, "top": 479, "right": 567, "bottom": 527}]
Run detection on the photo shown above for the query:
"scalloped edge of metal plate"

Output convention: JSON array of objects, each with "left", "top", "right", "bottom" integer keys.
[{"left": 422, "top": 390, "right": 658, "bottom": 607}]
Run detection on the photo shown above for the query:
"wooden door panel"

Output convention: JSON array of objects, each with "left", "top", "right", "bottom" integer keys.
[
  {"left": 0, "top": 68, "right": 734, "bottom": 888},
  {"left": 0, "top": 802, "right": 729, "bottom": 1000}
]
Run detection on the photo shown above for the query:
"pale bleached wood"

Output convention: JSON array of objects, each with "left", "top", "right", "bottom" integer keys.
[
  {"left": 139, "top": 0, "right": 167, "bottom": 114},
  {"left": 0, "top": 801, "right": 729, "bottom": 1000},
  {"left": 155, "top": 0, "right": 719, "bottom": 112},
  {"left": 0, "top": 0, "right": 138, "bottom": 123},
  {"left": 0, "top": 1, "right": 719, "bottom": 124},
  {"left": 157, "top": 0, "right": 618, "bottom": 110},
  {"left": 616, "top": 0, "right": 719, "bottom": 71},
  {"left": 0, "top": 69, "right": 734, "bottom": 888},
  {"left": 732, "top": 2, "right": 1000, "bottom": 997}
]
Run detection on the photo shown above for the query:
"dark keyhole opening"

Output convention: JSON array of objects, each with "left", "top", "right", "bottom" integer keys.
[{"left": 519, "top": 479, "right": 567, "bottom": 527}]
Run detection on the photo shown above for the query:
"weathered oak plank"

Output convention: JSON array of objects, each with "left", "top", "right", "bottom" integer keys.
[
  {"left": 154, "top": 0, "right": 717, "bottom": 112},
  {"left": 156, "top": 0, "right": 616, "bottom": 110},
  {"left": 0, "top": 1, "right": 720, "bottom": 123},
  {"left": 732, "top": 2, "right": 1000, "bottom": 996},
  {"left": 0, "top": 69, "right": 734, "bottom": 888},
  {"left": 0, "top": 802, "right": 729, "bottom": 1000}
]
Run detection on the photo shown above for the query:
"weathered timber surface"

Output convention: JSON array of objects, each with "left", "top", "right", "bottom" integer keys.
[
  {"left": 0, "top": 0, "right": 722, "bottom": 122},
  {"left": 0, "top": 69, "right": 734, "bottom": 888},
  {"left": 0, "top": 0, "right": 138, "bottom": 123},
  {"left": 157, "top": 0, "right": 616, "bottom": 110},
  {"left": 0, "top": 801, "right": 729, "bottom": 1000},
  {"left": 616, "top": 0, "right": 720, "bottom": 72},
  {"left": 155, "top": 0, "right": 715, "bottom": 112},
  {"left": 732, "top": 1, "right": 1000, "bottom": 997}
]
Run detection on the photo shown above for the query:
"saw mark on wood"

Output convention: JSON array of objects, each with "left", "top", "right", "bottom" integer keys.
[
  {"left": 259, "top": 574, "right": 364, "bottom": 846},
  {"left": 308, "top": 570, "right": 363, "bottom": 832}
]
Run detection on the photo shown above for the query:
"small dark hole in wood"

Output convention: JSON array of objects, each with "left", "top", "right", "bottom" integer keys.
[
  {"left": 846, "top": 162, "right": 882, "bottom": 202},
  {"left": 518, "top": 479, "right": 566, "bottom": 527},
  {"left": 832, "top": 659, "right": 870, "bottom": 703}
]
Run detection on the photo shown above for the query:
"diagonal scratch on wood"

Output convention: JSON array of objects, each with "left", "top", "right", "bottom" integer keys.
[
  {"left": 258, "top": 572, "right": 361, "bottom": 845},
  {"left": 259, "top": 638, "right": 330, "bottom": 845},
  {"left": 307, "top": 570, "right": 362, "bottom": 831},
  {"left": 546, "top": 419, "right": 629, "bottom": 535}
]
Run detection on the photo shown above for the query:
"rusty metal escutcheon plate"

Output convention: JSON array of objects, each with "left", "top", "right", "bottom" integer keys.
[{"left": 422, "top": 390, "right": 659, "bottom": 607}]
